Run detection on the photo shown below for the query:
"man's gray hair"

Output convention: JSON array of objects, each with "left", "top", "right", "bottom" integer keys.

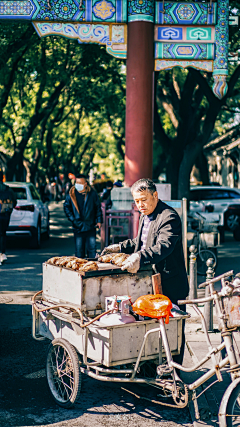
[{"left": 131, "top": 178, "right": 157, "bottom": 195}]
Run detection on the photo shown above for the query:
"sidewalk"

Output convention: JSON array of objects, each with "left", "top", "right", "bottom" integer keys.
[
  {"left": 1, "top": 289, "right": 238, "bottom": 427},
  {"left": 182, "top": 302, "right": 240, "bottom": 427}
]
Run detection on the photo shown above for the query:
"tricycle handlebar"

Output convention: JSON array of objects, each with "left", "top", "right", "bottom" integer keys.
[
  {"left": 198, "top": 270, "right": 234, "bottom": 289},
  {"left": 178, "top": 296, "right": 213, "bottom": 305}
]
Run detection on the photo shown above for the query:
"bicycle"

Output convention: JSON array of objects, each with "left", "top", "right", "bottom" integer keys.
[
  {"left": 188, "top": 211, "right": 218, "bottom": 275},
  {"left": 176, "top": 270, "right": 240, "bottom": 426},
  {"left": 33, "top": 269, "right": 240, "bottom": 426}
]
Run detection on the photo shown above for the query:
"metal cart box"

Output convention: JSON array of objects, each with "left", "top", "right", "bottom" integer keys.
[
  {"left": 42, "top": 263, "right": 153, "bottom": 315},
  {"left": 35, "top": 308, "right": 182, "bottom": 367}
]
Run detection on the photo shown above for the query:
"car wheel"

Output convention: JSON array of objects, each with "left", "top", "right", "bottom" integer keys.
[
  {"left": 233, "top": 228, "right": 240, "bottom": 242},
  {"left": 226, "top": 214, "right": 240, "bottom": 231},
  {"left": 31, "top": 220, "right": 41, "bottom": 249}
]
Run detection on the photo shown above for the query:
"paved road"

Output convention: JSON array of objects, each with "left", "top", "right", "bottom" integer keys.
[
  {"left": 1, "top": 202, "right": 76, "bottom": 292},
  {"left": 2, "top": 201, "right": 240, "bottom": 292},
  {"left": 0, "top": 203, "right": 192, "bottom": 427}
]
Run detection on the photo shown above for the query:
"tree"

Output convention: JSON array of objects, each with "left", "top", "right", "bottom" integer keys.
[
  {"left": 153, "top": 2, "right": 240, "bottom": 199},
  {"left": 153, "top": 64, "right": 240, "bottom": 199},
  {"left": 0, "top": 23, "right": 126, "bottom": 182}
]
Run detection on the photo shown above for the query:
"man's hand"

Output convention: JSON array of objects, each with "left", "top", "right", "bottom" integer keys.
[
  {"left": 96, "top": 223, "right": 102, "bottom": 229},
  {"left": 72, "top": 219, "right": 82, "bottom": 228},
  {"left": 101, "top": 244, "right": 120, "bottom": 256},
  {"left": 121, "top": 253, "right": 141, "bottom": 274}
]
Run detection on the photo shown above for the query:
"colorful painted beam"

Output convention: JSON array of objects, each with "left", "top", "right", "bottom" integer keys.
[
  {"left": 155, "top": 1, "right": 217, "bottom": 25},
  {"left": 0, "top": 0, "right": 230, "bottom": 99},
  {"left": 155, "top": 42, "right": 215, "bottom": 60},
  {"left": 212, "top": 0, "right": 229, "bottom": 98},
  {"left": 0, "top": 0, "right": 127, "bottom": 22},
  {"left": 155, "top": 59, "right": 213, "bottom": 72},
  {"left": 155, "top": 26, "right": 215, "bottom": 42},
  {"left": 33, "top": 21, "right": 127, "bottom": 58},
  {"left": 128, "top": 0, "right": 154, "bottom": 23}
]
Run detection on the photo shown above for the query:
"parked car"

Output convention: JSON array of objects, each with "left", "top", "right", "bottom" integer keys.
[
  {"left": 189, "top": 186, "right": 240, "bottom": 241},
  {"left": 6, "top": 182, "right": 50, "bottom": 248}
]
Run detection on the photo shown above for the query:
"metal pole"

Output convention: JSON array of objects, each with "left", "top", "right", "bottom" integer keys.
[
  {"left": 182, "top": 198, "right": 188, "bottom": 270},
  {"left": 189, "top": 245, "right": 197, "bottom": 300},
  {"left": 100, "top": 203, "right": 106, "bottom": 252},
  {"left": 204, "top": 258, "right": 215, "bottom": 332}
]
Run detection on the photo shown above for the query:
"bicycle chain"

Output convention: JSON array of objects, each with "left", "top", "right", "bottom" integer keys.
[
  {"left": 122, "top": 381, "right": 189, "bottom": 409},
  {"left": 172, "top": 382, "right": 189, "bottom": 408}
]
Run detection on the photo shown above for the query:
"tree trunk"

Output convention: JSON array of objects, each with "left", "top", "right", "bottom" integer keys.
[
  {"left": 194, "top": 151, "right": 209, "bottom": 185},
  {"left": 178, "top": 142, "right": 203, "bottom": 200},
  {"left": 165, "top": 144, "right": 183, "bottom": 199}
]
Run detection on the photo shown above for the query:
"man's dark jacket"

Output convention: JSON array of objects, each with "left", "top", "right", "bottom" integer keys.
[
  {"left": 64, "top": 186, "right": 103, "bottom": 233},
  {"left": 0, "top": 182, "right": 16, "bottom": 216},
  {"left": 120, "top": 200, "right": 189, "bottom": 305}
]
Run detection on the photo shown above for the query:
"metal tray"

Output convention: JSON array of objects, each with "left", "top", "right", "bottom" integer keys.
[{"left": 44, "top": 261, "right": 152, "bottom": 277}]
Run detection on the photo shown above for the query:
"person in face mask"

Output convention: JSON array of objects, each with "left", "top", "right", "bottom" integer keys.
[{"left": 64, "top": 174, "right": 103, "bottom": 258}]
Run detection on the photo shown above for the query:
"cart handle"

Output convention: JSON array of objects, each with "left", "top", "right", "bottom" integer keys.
[{"left": 32, "top": 290, "right": 113, "bottom": 328}]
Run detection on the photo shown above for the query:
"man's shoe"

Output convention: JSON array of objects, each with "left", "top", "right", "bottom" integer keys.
[{"left": 1, "top": 254, "right": 7, "bottom": 262}]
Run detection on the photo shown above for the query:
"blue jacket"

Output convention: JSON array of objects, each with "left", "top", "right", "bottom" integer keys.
[{"left": 64, "top": 186, "right": 103, "bottom": 233}]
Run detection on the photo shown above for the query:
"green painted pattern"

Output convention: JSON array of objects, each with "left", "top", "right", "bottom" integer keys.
[
  {"left": 186, "top": 27, "right": 212, "bottom": 41},
  {"left": 155, "top": 42, "right": 215, "bottom": 60}
]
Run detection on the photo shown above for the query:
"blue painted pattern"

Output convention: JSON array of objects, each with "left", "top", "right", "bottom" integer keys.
[
  {"left": 212, "top": 0, "right": 229, "bottom": 98},
  {"left": 155, "top": 1, "right": 217, "bottom": 25},
  {"left": 33, "top": 22, "right": 127, "bottom": 58},
  {"left": 128, "top": 0, "right": 154, "bottom": 22},
  {"left": 0, "top": 0, "right": 127, "bottom": 21},
  {"left": 157, "top": 27, "right": 183, "bottom": 40},
  {"left": 155, "top": 42, "right": 215, "bottom": 60}
]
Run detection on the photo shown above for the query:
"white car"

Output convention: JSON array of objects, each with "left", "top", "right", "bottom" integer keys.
[
  {"left": 190, "top": 186, "right": 240, "bottom": 240},
  {"left": 6, "top": 182, "right": 50, "bottom": 248}
]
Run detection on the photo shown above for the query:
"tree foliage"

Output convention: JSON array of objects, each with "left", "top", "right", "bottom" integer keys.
[{"left": 0, "top": 22, "right": 126, "bottom": 183}]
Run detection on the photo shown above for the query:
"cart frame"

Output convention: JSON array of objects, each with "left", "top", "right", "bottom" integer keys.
[{"left": 32, "top": 270, "right": 240, "bottom": 427}]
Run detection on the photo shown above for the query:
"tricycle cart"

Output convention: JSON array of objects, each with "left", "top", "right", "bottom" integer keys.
[{"left": 32, "top": 262, "right": 240, "bottom": 427}]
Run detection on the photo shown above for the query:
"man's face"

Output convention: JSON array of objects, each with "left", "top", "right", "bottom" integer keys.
[
  {"left": 132, "top": 189, "right": 158, "bottom": 216},
  {"left": 76, "top": 178, "right": 87, "bottom": 192}
]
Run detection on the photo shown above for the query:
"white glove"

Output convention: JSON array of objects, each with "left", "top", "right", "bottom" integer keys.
[
  {"left": 101, "top": 244, "right": 120, "bottom": 256},
  {"left": 121, "top": 253, "right": 141, "bottom": 274}
]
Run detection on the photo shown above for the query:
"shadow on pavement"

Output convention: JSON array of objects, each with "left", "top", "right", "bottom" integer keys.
[{"left": 0, "top": 321, "right": 192, "bottom": 427}]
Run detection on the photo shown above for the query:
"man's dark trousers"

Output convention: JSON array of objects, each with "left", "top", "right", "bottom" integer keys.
[
  {"left": 0, "top": 214, "right": 10, "bottom": 254},
  {"left": 74, "top": 229, "right": 96, "bottom": 258}
]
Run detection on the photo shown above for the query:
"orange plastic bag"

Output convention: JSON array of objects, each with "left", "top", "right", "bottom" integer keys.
[{"left": 132, "top": 294, "right": 173, "bottom": 324}]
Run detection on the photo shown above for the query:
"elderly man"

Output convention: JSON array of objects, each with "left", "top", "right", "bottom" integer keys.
[{"left": 102, "top": 178, "right": 189, "bottom": 364}]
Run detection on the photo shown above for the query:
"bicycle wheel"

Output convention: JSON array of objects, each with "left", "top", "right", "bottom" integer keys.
[
  {"left": 46, "top": 338, "right": 81, "bottom": 408},
  {"left": 225, "top": 383, "right": 240, "bottom": 426},
  {"left": 196, "top": 249, "right": 217, "bottom": 276}
]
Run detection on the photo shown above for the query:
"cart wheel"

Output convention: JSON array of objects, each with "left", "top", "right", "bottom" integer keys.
[
  {"left": 224, "top": 383, "right": 240, "bottom": 426},
  {"left": 46, "top": 338, "right": 81, "bottom": 408}
]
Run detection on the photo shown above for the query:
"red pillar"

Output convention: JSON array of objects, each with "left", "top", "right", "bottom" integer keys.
[{"left": 124, "top": 21, "right": 154, "bottom": 187}]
